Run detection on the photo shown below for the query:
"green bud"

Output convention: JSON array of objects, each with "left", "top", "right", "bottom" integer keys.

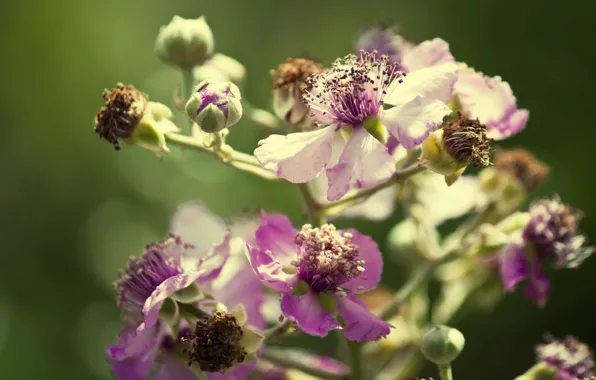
[
  {"left": 185, "top": 80, "right": 243, "bottom": 133},
  {"left": 420, "top": 325, "right": 465, "bottom": 365},
  {"left": 155, "top": 16, "right": 214, "bottom": 68}
]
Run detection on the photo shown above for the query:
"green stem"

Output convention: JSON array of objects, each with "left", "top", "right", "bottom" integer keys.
[
  {"left": 319, "top": 166, "right": 425, "bottom": 213},
  {"left": 261, "top": 320, "right": 293, "bottom": 340},
  {"left": 177, "top": 302, "right": 209, "bottom": 320},
  {"left": 438, "top": 364, "right": 453, "bottom": 380},
  {"left": 260, "top": 349, "right": 345, "bottom": 380},
  {"left": 297, "top": 183, "right": 326, "bottom": 226},
  {"left": 347, "top": 339, "right": 363, "bottom": 380}
]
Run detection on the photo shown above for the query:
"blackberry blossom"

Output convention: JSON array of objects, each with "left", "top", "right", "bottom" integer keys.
[{"left": 536, "top": 336, "right": 596, "bottom": 380}]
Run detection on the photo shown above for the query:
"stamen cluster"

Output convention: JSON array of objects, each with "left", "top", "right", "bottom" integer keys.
[
  {"left": 294, "top": 224, "right": 364, "bottom": 291},
  {"left": 536, "top": 336, "right": 596, "bottom": 379},
  {"left": 94, "top": 84, "right": 149, "bottom": 150},
  {"left": 494, "top": 148, "right": 549, "bottom": 191},
  {"left": 185, "top": 311, "right": 246, "bottom": 373},
  {"left": 303, "top": 51, "right": 403, "bottom": 126},
  {"left": 442, "top": 117, "right": 492, "bottom": 167}
]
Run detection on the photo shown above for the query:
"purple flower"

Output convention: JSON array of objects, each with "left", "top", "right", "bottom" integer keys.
[
  {"left": 355, "top": 24, "right": 411, "bottom": 65},
  {"left": 536, "top": 336, "right": 596, "bottom": 380},
  {"left": 254, "top": 52, "right": 457, "bottom": 201},
  {"left": 246, "top": 213, "right": 392, "bottom": 342},
  {"left": 107, "top": 202, "right": 266, "bottom": 380},
  {"left": 499, "top": 196, "right": 594, "bottom": 306}
]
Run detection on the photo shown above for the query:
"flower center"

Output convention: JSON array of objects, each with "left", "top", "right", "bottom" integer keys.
[
  {"left": 94, "top": 83, "right": 149, "bottom": 150},
  {"left": 494, "top": 148, "right": 549, "bottom": 192},
  {"left": 115, "top": 235, "right": 184, "bottom": 324},
  {"left": 303, "top": 51, "right": 403, "bottom": 126},
  {"left": 536, "top": 336, "right": 596, "bottom": 378},
  {"left": 185, "top": 311, "right": 246, "bottom": 373},
  {"left": 293, "top": 224, "right": 364, "bottom": 291},
  {"left": 442, "top": 117, "right": 492, "bottom": 167}
]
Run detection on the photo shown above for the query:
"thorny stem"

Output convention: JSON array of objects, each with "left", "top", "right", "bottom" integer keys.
[{"left": 261, "top": 349, "right": 345, "bottom": 380}]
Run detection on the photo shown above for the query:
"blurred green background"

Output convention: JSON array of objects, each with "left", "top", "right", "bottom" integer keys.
[{"left": 1, "top": 0, "right": 595, "bottom": 379}]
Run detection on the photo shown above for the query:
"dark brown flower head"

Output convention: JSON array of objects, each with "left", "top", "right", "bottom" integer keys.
[
  {"left": 271, "top": 58, "right": 324, "bottom": 91},
  {"left": 185, "top": 311, "right": 246, "bottom": 373},
  {"left": 94, "top": 84, "right": 149, "bottom": 150},
  {"left": 494, "top": 148, "right": 550, "bottom": 191},
  {"left": 442, "top": 117, "right": 492, "bottom": 167}
]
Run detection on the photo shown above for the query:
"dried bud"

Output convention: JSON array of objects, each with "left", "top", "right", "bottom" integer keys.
[
  {"left": 420, "top": 325, "right": 465, "bottom": 365},
  {"left": 494, "top": 148, "right": 549, "bottom": 192},
  {"left": 185, "top": 306, "right": 263, "bottom": 373},
  {"left": 185, "top": 80, "right": 242, "bottom": 133},
  {"left": 271, "top": 58, "right": 324, "bottom": 130},
  {"left": 93, "top": 84, "right": 179, "bottom": 156},
  {"left": 420, "top": 117, "right": 492, "bottom": 177},
  {"left": 155, "top": 16, "right": 214, "bottom": 68}
]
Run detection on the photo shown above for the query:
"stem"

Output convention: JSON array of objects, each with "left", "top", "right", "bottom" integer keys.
[
  {"left": 261, "top": 320, "right": 293, "bottom": 339},
  {"left": 298, "top": 183, "right": 326, "bottom": 226},
  {"left": 438, "top": 364, "right": 453, "bottom": 380},
  {"left": 320, "top": 166, "right": 425, "bottom": 213},
  {"left": 181, "top": 69, "right": 195, "bottom": 102},
  {"left": 347, "top": 340, "right": 363, "bottom": 380},
  {"left": 261, "top": 349, "right": 345, "bottom": 380},
  {"left": 177, "top": 302, "right": 208, "bottom": 320}
]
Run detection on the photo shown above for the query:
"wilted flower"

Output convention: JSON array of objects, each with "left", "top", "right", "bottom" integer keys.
[
  {"left": 255, "top": 51, "right": 457, "bottom": 201},
  {"left": 533, "top": 336, "right": 596, "bottom": 380},
  {"left": 499, "top": 196, "right": 594, "bottom": 306},
  {"left": 271, "top": 58, "right": 325, "bottom": 130},
  {"left": 155, "top": 16, "right": 214, "bottom": 68},
  {"left": 185, "top": 80, "right": 243, "bottom": 133},
  {"left": 246, "top": 213, "right": 392, "bottom": 342},
  {"left": 93, "top": 84, "right": 179, "bottom": 155}
]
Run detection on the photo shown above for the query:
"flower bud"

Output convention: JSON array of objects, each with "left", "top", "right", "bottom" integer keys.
[
  {"left": 271, "top": 58, "right": 324, "bottom": 130},
  {"left": 93, "top": 83, "right": 179, "bottom": 156},
  {"left": 421, "top": 325, "right": 465, "bottom": 365},
  {"left": 185, "top": 80, "right": 242, "bottom": 133},
  {"left": 155, "top": 16, "right": 214, "bottom": 68},
  {"left": 194, "top": 53, "right": 247, "bottom": 84},
  {"left": 420, "top": 117, "right": 492, "bottom": 176}
]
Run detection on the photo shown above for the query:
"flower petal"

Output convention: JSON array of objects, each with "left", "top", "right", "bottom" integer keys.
[
  {"left": 385, "top": 62, "right": 458, "bottom": 105},
  {"left": 524, "top": 262, "right": 551, "bottom": 307},
  {"left": 401, "top": 38, "right": 455, "bottom": 72},
  {"left": 341, "top": 230, "right": 383, "bottom": 294},
  {"left": 499, "top": 243, "right": 529, "bottom": 291},
  {"left": 107, "top": 327, "right": 162, "bottom": 380},
  {"left": 325, "top": 127, "right": 395, "bottom": 201},
  {"left": 255, "top": 212, "right": 299, "bottom": 263},
  {"left": 454, "top": 63, "right": 528, "bottom": 140},
  {"left": 169, "top": 201, "right": 227, "bottom": 256},
  {"left": 152, "top": 354, "right": 196, "bottom": 380},
  {"left": 245, "top": 245, "right": 297, "bottom": 294},
  {"left": 193, "top": 231, "right": 232, "bottom": 283},
  {"left": 336, "top": 294, "right": 392, "bottom": 342},
  {"left": 206, "top": 363, "right": 257, "bottom": 380},
  {"left": 381, "top": 95, "right": 451, "bottom": 149},
  {"left": 254, "top": 127, "right": 336, "bottom": 183},
  {"left": 341, "top": 185, "right": 398, "bottom": 221},
  {"left": 280, "top": 291, "right": 341, "bottom": 337}
]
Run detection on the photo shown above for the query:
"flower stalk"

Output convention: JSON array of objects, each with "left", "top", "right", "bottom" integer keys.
[{"left": 260, "top": 349, "right": 346, "bottom": 380}]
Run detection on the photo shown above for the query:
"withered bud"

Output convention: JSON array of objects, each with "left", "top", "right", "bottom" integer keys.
[
  {"left": 94, "top": 84, "right": 149, "bottom": 150},
  {"left": 185, "top": 311, "right": 246, "bottom": 373},
  {"left": 443, "top": 117, "right": 492, "bottom": 167},
  {"left": 494, "top": 148, "right": 549, "bottom": 192}
]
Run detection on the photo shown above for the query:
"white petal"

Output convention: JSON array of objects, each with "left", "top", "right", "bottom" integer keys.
[
  {"left": 401, "top": 38, "right": 455, "bottom": 72},
  {"left": 254, "top": 127, "right": 336, "bottom": 183},
  {"left": 381, "top": 96, "right": 451, "bottom": 149},
  {"left": 169, "top": 202, "right": 227, "bottom": 256},
  {"left": 386, "top": 62, "right": 458, "bottom": 105}
]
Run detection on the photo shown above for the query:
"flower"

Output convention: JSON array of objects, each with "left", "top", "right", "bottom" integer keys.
[
  {"left": 185, "top": 80, "right": 243, "bottom": 133},
  {"left": 107, "top": 202, "right": 266, "bottom": 380},
  {"left": 255, "top": 51, "right": 457, "bottom": 201},
  {"left": 536, "top": 336, "right": 596, "bottom": 380},
  {"left": 499, "top": 196, "right": 594, "bottom": 306},
  {"left": 246, "top": 213, "right": 392, "bottom": 342},
  {"left": 492, "top": 148, "right": 550, "bottom": 192},
  {"left": 354, "top": 24, "right": 411, "bottom": 65},
  {"left": 155, "top": 16, "right": 214, "bottom": 68},
  {"left": 271, "top": 58, "right": 325, "bottom": 130}
]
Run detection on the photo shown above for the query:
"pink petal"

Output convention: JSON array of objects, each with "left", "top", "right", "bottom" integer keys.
[
  {"left": 499, "top": 243, "right": 529, "bottom": 291},
  {"left": 107, "top": 326, "right": 162, "bottom": 380},
  {"left": 325, "top": 127, "right": 395, "bottom": 201},
  {"left": 168, "top": 201, "right": 227, "bottom": 256},
  {"left": 341, "top": 230, "right": 383, "bottom": 294},
  {"left": 385, "top": 62, "right": 458, "bottom": 105},
  {"left": 401, "top": 38, "right": 455, "bottom": 72},
  {"left": 336, "top": 294, "right": 392, "bottom": 342},
  {"left": 245, "top": 245, "right": 297, "bottom": 294},
  {"left": 193, "top": 231, "right": 232, "bottom": 283},
  {"left": 280, "top": 291, "right": 341, "bottom": 337},
  {"left": 152, "top": 354, "right": 196, "bottom": 380},
  {"left": 255, "top": 212, "right": 299, "bottom": 266},
  {"left": 524, "top": 262, "right": 551, "bottom": 308},
  {"left": 254, "top": 127, "right": 336, "bottom": 183},
  {"left": 381, "top": 95, "right": 451, "bottom": 149},
  {"left": 206, "top": 363, "right": 257, "bottom": 380}
]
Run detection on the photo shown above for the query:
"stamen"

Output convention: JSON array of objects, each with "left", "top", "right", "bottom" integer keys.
[{"left": 442, "top": 117, "right": 492, "bottom": 167}]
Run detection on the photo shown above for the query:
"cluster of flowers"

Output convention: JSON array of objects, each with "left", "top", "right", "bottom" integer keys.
[{"left": 94, "top": 15, "right": 595, "bottom": 380}]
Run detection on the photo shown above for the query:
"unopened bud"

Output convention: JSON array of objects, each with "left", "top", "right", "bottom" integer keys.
[
  {"left": 155, "top": 16, "right": 214, "bottom": 68},
  {"left": 185, "top": 80, "right": 242, "bottom": 133},
  {"left": 421, "top": 325, "right": 465, "bottom": 365}
]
